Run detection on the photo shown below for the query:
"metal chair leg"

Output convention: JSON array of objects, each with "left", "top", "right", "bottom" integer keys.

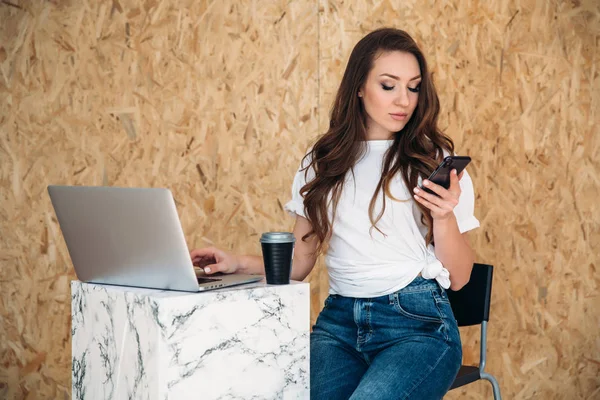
[{"left": 480, "top": 372, "right": 502, "bottom": 400}]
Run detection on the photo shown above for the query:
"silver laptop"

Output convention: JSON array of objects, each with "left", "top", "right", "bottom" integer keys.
[{"left": 47, "top": 185, "right": 262, "bottom": 292}]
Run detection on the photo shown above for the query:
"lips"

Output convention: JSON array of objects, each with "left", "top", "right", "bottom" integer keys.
[{"left": 390, "top": 113, "right": 408, "bottom": 121}]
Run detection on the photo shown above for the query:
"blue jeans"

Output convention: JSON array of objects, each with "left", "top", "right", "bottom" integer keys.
[{"left": 310, "top": 276, "right": 462, "bottom": 400}]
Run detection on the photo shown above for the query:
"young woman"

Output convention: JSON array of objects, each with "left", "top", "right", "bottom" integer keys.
[{"left": 190, "top": 27, "right": 480, "bottom": 399}]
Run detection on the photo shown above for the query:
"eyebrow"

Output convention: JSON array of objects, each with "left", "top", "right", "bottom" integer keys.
[{"left": 379, "top": 73, "right": 421, "bottom": 81}]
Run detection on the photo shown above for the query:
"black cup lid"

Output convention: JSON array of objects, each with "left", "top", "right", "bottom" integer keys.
[{"left": 259, "top": 232, "right": 295, "bottom": 244}]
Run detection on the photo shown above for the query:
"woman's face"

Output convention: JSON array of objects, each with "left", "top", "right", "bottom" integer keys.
[{"left": 359, "top": 51, "right": 421, "bottom": 140}]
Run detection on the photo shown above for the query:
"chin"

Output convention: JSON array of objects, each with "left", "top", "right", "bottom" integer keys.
[{"left": 388, "top": 123, "right": 407, "bottom": 133}]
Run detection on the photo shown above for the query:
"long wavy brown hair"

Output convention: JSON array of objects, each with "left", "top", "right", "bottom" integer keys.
[{"left": 300, "top": 28, "right": 454, "bottom": 253}]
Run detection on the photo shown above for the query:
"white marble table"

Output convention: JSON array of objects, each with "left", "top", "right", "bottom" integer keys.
[{"left": 71, "top": 279, "right": 310, "bottom": 400}]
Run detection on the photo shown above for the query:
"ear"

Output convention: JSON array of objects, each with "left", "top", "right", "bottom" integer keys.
[{"left": 358, "top": 91, "right": 363, "bottom": 98}]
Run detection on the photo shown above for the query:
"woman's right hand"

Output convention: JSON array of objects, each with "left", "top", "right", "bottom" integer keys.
[{"left": 190, "top": 247, "right": 240, "bottom": 275}]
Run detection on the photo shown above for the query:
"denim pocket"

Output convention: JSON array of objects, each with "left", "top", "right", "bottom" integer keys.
[{"left": 391, "top": 290, "right": 444, "bottom": 324}]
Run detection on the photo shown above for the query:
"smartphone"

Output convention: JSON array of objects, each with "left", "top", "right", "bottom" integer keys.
[{"left": 421, "top": 156, "right": 471, "bottom": 195}]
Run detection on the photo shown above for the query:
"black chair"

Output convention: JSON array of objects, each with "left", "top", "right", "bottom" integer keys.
[{"left": 447, "top": 263, "right": 502, "bottom": 399}]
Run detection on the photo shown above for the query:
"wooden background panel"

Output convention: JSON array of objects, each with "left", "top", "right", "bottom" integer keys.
[
  {"left": 319, "top": 0, "right": 599, "bottom": 399},
  {"left": 0, "top": 0, "right": 318, "bottom": 398},
  {"left": 0, "top": 0, "right": 599, "bottom": 398}
]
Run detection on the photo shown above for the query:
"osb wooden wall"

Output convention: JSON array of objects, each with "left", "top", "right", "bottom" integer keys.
[{"left": 0, "top": 0, "right": 597, "bottom": 399}]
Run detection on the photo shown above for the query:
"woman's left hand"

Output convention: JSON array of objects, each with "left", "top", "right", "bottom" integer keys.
[{"left": 413, "top": 169, "right": 463, "bottom": 221}]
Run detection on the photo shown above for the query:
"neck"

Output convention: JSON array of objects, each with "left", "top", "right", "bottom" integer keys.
[
  {"left": 365, "top": 122, "right": 393, "bottom": 140},
  {"left": 365, "top": 132, "right": 393, "bottom": 141}
]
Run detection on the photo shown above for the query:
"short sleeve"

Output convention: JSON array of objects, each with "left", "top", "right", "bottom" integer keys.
[
  {"left": 454, "top": 168, "right": 480, "bottom": 233},
  {"left": 283, "top": 153, "right": 315, "bottom": 218}
]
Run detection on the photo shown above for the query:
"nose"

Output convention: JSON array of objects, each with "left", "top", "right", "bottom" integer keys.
[{"left": 394, "top": 88, "right": 410, "bottom": 107}]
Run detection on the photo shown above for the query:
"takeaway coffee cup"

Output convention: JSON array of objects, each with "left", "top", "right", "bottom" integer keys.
[{"left": 260, "top": 232, "right": 295, "bottom": 284}]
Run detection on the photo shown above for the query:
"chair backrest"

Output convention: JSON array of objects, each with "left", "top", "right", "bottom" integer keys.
[{"left": 447, "top": 263, "right": 494, "bottom": 327}]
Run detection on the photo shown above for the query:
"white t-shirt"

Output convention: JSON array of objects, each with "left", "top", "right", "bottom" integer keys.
[{"left": 284, "top": 140, "right": 480, "bottom": 298}]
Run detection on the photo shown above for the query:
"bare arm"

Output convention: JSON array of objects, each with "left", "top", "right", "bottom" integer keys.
[
  {"left": 413, "top": 170, "right": 475, "bottom": 290},
  {"left": 289, "top": 215, "right": 319, "bottom": 281},
  {"left": 432, "top": 218, "right": 475, "bottom": 290},
  {"left": 191, "top": 215, "right": 318, "bottom": 281}
]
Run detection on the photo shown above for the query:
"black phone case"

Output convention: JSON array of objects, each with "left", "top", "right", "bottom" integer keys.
[{"left": 422, "top": 156, "right": 471, "bottom": 195}]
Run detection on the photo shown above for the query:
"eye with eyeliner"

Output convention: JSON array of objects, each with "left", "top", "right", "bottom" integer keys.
[
  {"left": 408, "top": 83, "right": 421, "bottom": 93},
  {"left": 380, "top": 82, "right": 421, "bottom": 92}
]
